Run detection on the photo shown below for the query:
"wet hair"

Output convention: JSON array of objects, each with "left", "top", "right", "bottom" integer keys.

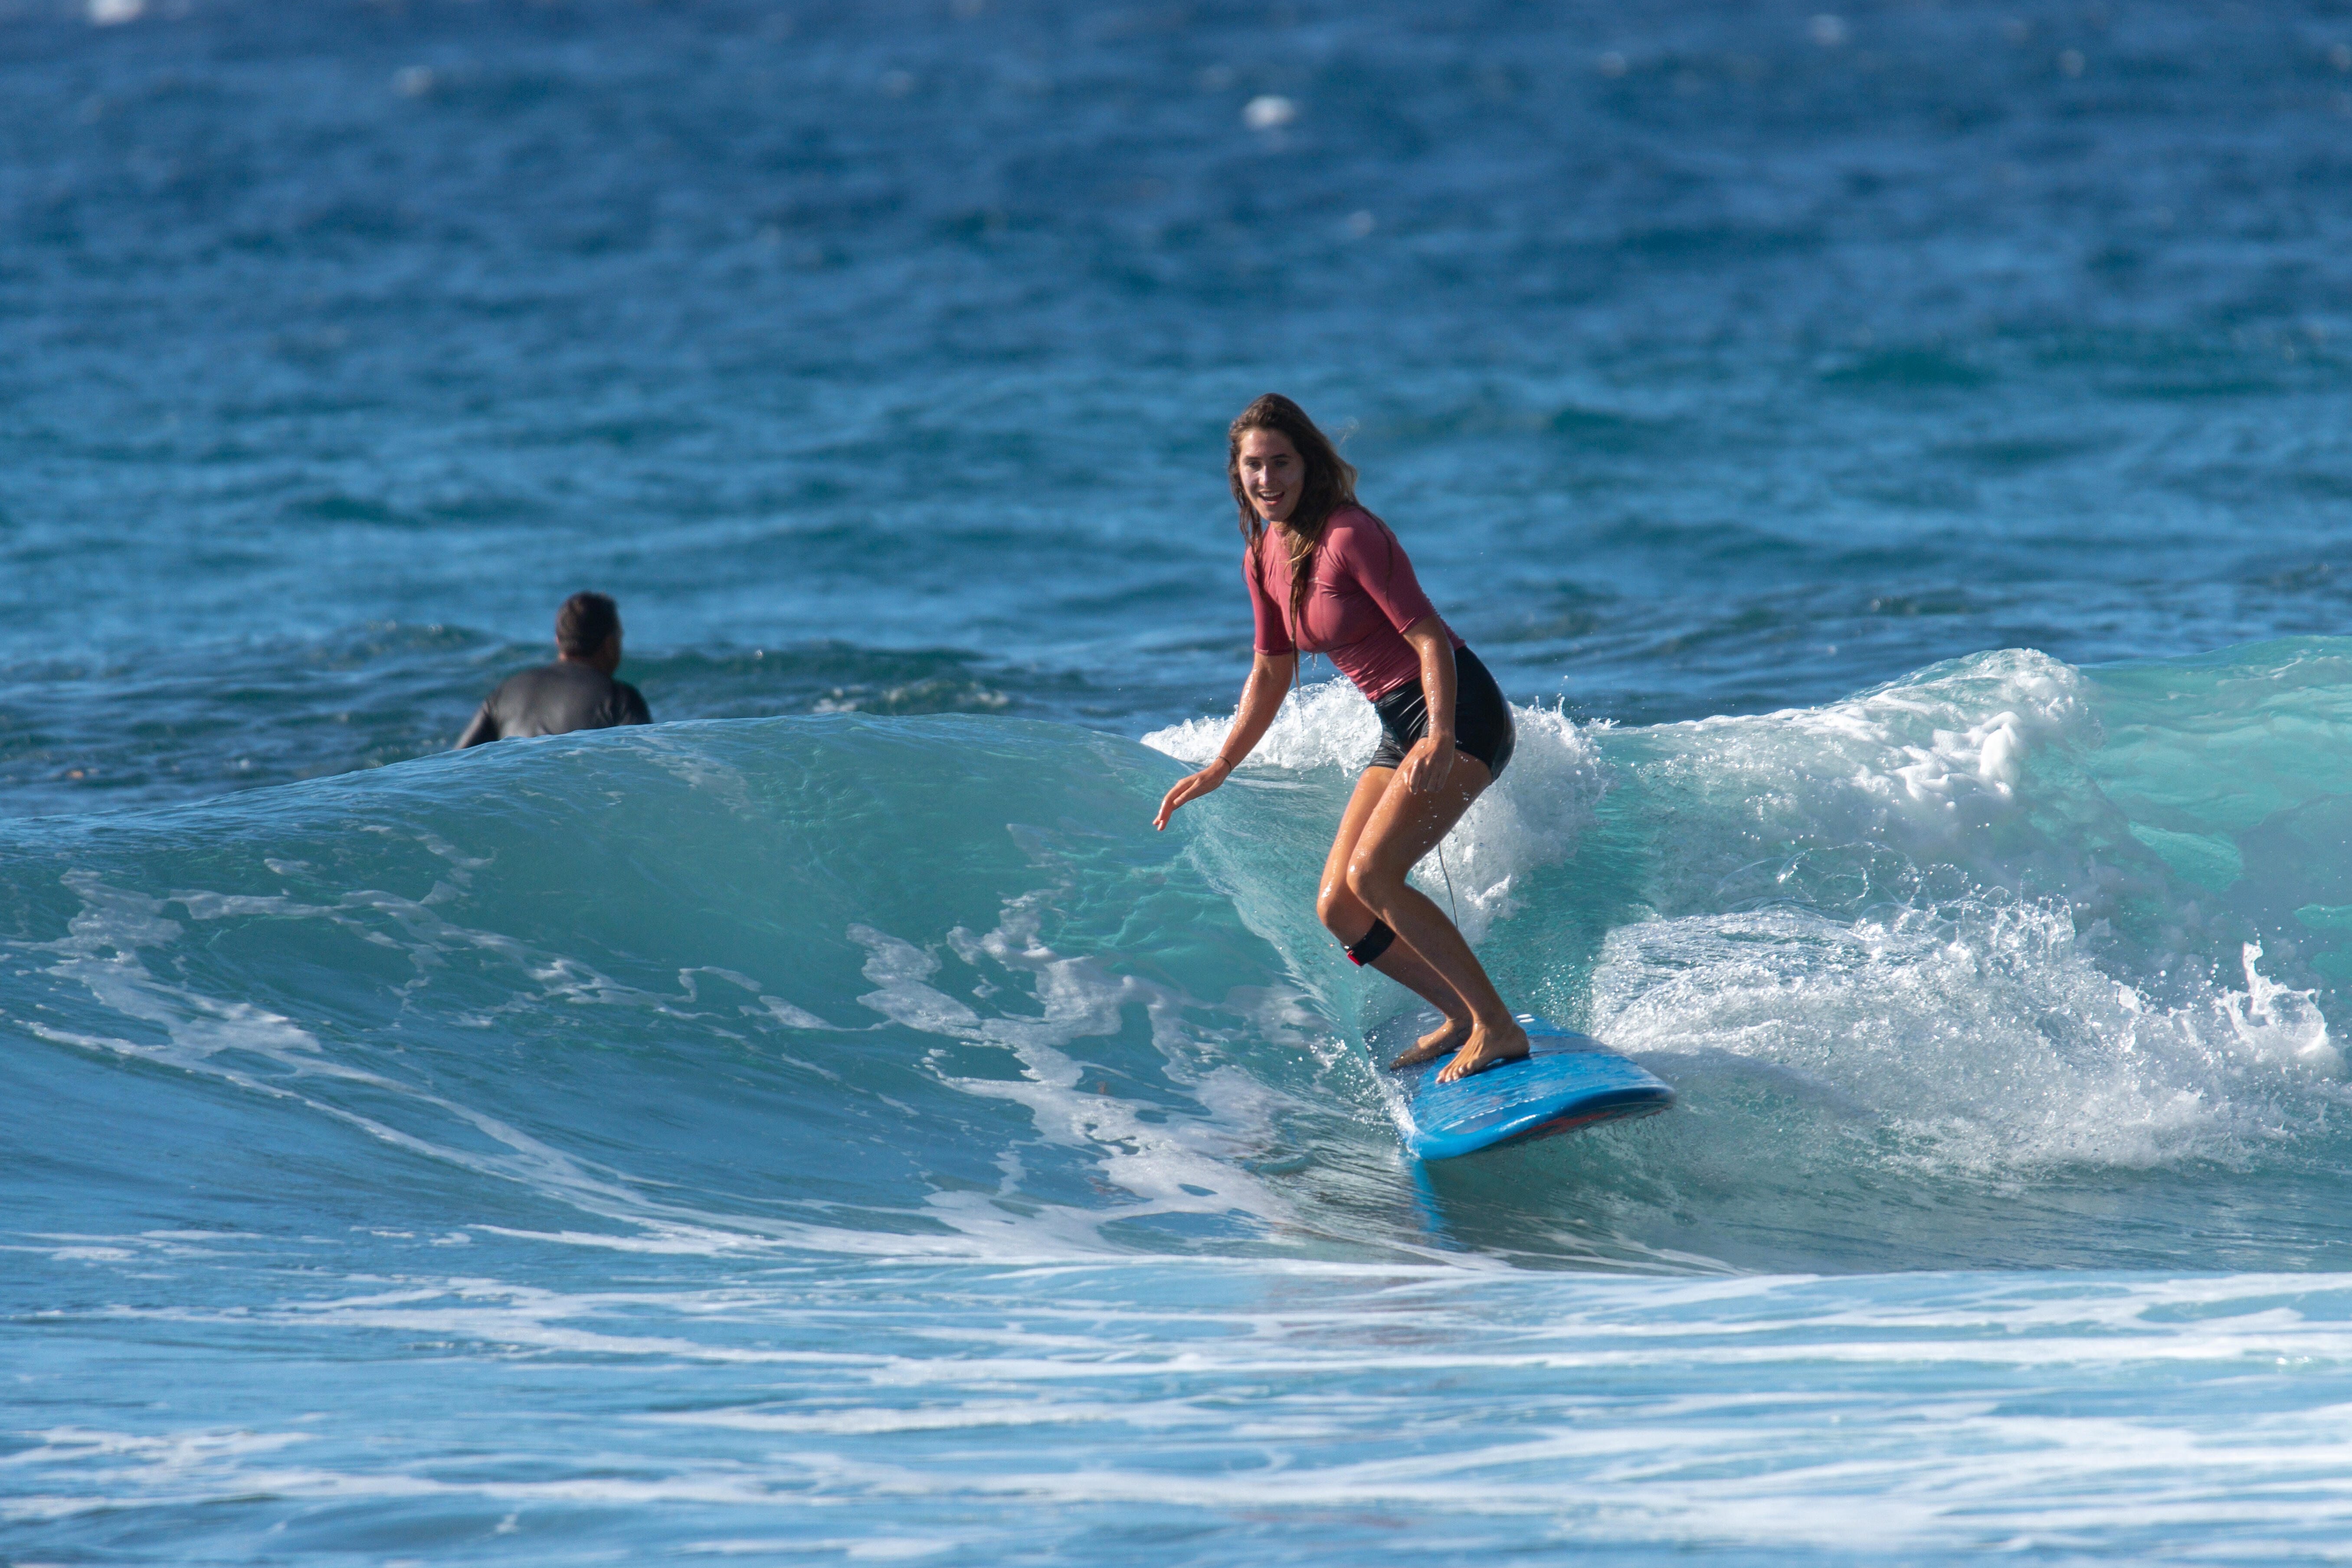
[
  {"left": 555, "top": 591, "right": 621, "bottom": 658},
  {"left": 1228, "top": 393, "right": 1359, "bottom": 646}
]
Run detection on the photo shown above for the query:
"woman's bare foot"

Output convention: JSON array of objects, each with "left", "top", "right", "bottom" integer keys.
[
  {"left": 1436, "top": 1017, "right": 1531, "bottom": 1084},
  {"left": 1387, "top": 1014, "right": 1471, "bottom": 1072}
]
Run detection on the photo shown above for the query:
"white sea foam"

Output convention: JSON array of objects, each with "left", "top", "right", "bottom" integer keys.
[
  {"left": 18, "top": 1268, "right": 2352, "bottom": 1556},
  {"left": 1592, "top": 899, "right": 2340, "bottom": 1175},
  {"left": 1522, "top": 647, "right": 2351, "bottom": 1177},
  {"left": 1143, "top": 676, "right": 1380, "bottom": 774},
  {"left": 1637, "top": 647, "right": 2095, "bottom": 876}
]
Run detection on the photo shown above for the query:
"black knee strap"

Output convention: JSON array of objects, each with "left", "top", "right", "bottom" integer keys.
[{"left": 1345, "top": 920, "right": 1395, "bottom": 967}]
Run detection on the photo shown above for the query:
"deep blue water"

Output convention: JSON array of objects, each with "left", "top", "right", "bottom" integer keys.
[{"left": 11, "top": 0, "right": 2352, "bottom": 1560}]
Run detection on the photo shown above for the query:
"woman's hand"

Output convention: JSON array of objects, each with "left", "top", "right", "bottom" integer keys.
[
  {"left": 1154, "top": 758, "right": 1233, "bottom": 830},
  {"left": 1396, "top": 732, "right": 1455, "bottom": 797}
]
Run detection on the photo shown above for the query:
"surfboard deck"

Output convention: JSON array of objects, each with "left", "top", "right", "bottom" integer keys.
[{"left": 1372, "top": 1010, "right": 1674, "bottom": 1161}]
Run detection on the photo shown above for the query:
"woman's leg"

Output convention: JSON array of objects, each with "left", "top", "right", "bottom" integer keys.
[
  {"left": 1344, "top": 755, "right": 1530, "bottom": 1082},
  {"left": 1317, "top": 767, "right": 1483, "bottom": 1066}
]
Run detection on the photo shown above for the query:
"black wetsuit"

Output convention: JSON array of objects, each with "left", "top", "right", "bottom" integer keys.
[{"left": 456, "top": 661, "right": 651, "bottom": 748}]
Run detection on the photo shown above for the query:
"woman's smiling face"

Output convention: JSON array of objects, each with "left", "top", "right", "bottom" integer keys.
[{"left": 1236, "top": 428, "right": 1304, "bottom": 525}]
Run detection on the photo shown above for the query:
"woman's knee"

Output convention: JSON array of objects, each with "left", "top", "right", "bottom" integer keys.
[
  {"left": 1344, "top": 854, "right": 1400, "bottom": 913},
  {"left": 1316, "top": 878, "right": 1369, "bottom": 937}
]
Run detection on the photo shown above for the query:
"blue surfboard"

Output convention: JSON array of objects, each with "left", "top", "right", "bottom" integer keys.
[{"left": 1373, "top": 1011, "right": 1674, "bottom": 1161}]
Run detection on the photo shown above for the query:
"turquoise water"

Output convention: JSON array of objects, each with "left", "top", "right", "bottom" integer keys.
[{"left": 12, "top": 0, "right": 2352, "bottom": 1560}]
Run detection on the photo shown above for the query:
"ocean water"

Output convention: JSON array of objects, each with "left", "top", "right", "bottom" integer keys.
[{"left": 11, "top": 0, "right": 2352, "bottom": 1560}]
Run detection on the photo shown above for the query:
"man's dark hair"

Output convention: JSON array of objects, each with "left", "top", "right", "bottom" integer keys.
[{"left": 555, "top": 592, "right": 621, "bottom": 658}]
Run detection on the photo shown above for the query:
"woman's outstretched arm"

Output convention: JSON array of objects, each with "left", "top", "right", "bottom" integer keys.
[{"left": 1153, "top": 650, "right": 1298, "bottom": 829}]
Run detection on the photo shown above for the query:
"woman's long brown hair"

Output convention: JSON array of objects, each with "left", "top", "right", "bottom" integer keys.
[{"left": 1228, "top": 393, "right": 1359, "bottom": 649}]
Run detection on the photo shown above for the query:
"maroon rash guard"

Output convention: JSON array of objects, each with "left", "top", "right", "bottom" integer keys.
[{"left": 1245, "top": 506, "right": 1463, "bottom": 699}]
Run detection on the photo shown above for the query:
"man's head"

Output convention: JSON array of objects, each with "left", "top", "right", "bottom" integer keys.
[{"left": 555, "top": 592, "right": 623, "bottom": 674}]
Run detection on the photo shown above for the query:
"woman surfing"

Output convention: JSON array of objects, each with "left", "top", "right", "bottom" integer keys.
[{"left": 1153, "top": 394, "right": 1527, "bottom": 1083}]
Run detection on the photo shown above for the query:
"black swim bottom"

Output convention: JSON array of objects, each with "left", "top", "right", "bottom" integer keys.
[{"left": 1367, "top": 645, "right": 1515, "bottom": 782}]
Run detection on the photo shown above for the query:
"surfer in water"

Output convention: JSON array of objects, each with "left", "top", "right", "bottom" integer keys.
[
  {"left": 1153, "top": 394, "right": 1527, "bottom": 1083},
  {"left": 456, "top": 591, "right": 651, "bottom": 748}
]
